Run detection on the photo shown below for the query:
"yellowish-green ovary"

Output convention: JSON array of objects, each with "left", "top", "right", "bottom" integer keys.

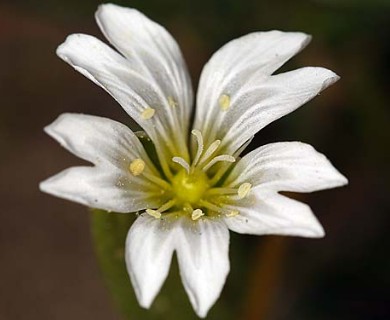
[{"left": 172, "top": 169, "right": 209, "bottom": 205}]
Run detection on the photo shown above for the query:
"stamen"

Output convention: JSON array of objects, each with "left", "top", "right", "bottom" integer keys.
[
  {"left": 206, "top": 187, "right": 238, "bottom": 196},
  {"left": 146, "top": 209, "right": 161, "bottom": 219},
  {"left": 191, "top": 209, "right": 204, "bottom": 221},
  {"left": 218, "top": 94, "right": 231, "bottom": 111},
  {"left": 129, "top": 159, "right": 145, "bottom": 176},
  {"left": 199, "top": 140, "right": 221, "bottom": 165},
  {"left": 172, "top": 157, "right": 190, "bottom": 174},
  {"left": 154, "top": 144, "right": 174, "bottom": 181},
  {"left": 158, "top": 199, "right": 176, "bottom": 213},
  {"left": 141, "top": 107, "right": 155, "bottom": 120},
  {"left": 209, "top": 163, "right": 234, "bottom": 186},
  {"left": 168, "top": 96, "right": 177, "bottom": 108},
  {"left": 234, "top": 136, "right": 254, "bottom": 157},
  {"left": 202, "top": 155, "right": 235, "bottom": 172},
  {"left": 191, "top": 129, "right": 204, "bottom": 168},
  {"left": 183, "top": 203, "right": 194, "bottom": 214},
  {"left": 238, "top": 183, "right": 252, "bottom": 199},
  {"left": 199, "top": 199, "right": 224, "bottom": 213},
  {"left": 143, "top": 172, "right": 172, "bottom": 190},
  {"left": 226, "top": 210, "right": 239, "bottom": 217}
]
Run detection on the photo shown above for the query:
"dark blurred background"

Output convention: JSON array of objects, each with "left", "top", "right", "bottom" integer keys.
[{"left": 1, "top": 0, "right": 389, "bottom": 319}]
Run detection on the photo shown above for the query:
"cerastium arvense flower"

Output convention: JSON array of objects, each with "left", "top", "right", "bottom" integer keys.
[{"left": 40, "top": 3, "right": 348, "bottom": 318}]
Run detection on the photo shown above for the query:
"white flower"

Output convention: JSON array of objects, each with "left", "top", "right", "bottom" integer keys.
[{"left": 40, "top": 3, "right": 348, "bottom": 318}]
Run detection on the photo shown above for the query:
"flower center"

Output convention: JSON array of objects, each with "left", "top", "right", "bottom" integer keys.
[
  {"left": 132, "top": 130, "right": 252, "bottom": 221},
  {"left": 172, "top": 169, "right": 209, "bottom": 205}
]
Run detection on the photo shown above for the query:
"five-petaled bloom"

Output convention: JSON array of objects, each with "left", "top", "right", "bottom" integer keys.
[{"left": 40, "top": 3, "right": 348, "bottom": 318}]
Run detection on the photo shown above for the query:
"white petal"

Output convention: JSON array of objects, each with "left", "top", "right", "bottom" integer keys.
[
  {"left": 175, "top": 219, "right": 230, "bottom": 318},
  {"left": 193, "top": 31, "right": 338, "bottom": 154},
  {"left": 224, "top": 191, "right": 325, "bottom": 238},
  {"left": 95, "top": 4, "right": 193, "bottom": 133},
  {"left": 40, "top": 113, "right": 162, "bottom": 212},
  {"left": 57, "top": 24, "right": 191, "bottom": 160},
  {"left": 43, "top": 113, "right": 156, "bottom": 173},
  {"left": 220, "top": 67, "right": 339, "bottom": 153},
  {"left": 226, "top": 142, "right": 348, "bottom": 193},
  {"left": 40, "top": 166, "right": 159, "bottom": 213},
  {"left": 125, "top": 214, "right": 176, "bottom": 308},
  {"left": 194, "top": 31, "right": 309, "bottom": 148}
]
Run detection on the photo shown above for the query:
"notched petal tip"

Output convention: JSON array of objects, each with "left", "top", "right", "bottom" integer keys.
[
  {"left": 297, "top": 32, "right": 312, "bottom": 51},
  {"left": 138, "top": 299, "right": 153, "bottom": 310},
  {"left": 306, "top": 143, "right": 349, "bottom": 190},
  {"left": 195, "top": 307, "right": 210, "bottom": 318},
  {"left": 96, "top": 2, "right": 135, "bottom": 12},
  {"left": 338, "top": 173, "right": 349, "bottom": 186},
  {"left": 95, "top": 3, "right": 117, "bottom": 21},
  {"left": 176, "top": 221, "right": 230, "bottom": 318},
  {"left": 305, "top": 220, "right": 326, "bottom": 238},
  {"left": 302, "top": 32, "right": 312, "bottom": 46},
  {"left": 307, "top": 142, "right": 348, "bottom": 189},
  {"left": 39, "top": 174, "right": 84, "bottom": 205},
  {"left": 55, "top": 39, "right": 67, "bottom": 58},
  {"left": 96, "top": 2, "right": 116, "bottom": 12},
  {"left": 299, "top": 66, "right": 340, "bottom": 91},
  {"left": 55, "top": 33, "right": 82, "bottom": 59},
  {"left": 263, "top": 30, "right": 312, "bottom": 51},
  {"left": 95, "top": 3, "right": 143, "bottom": 26},
  {"left": 43, "top": 112, "right": 65, "bottom": 132},
  {"left": 38, "top": 179, "right": 52, "bottom": 194},
  {"left": 38, "top": 171, "right": 68, "bottom": 199},
  {"left": 42, "top": 113, "right": 82, "bottom": 145},
  {"left": 125, "top": 216, "right": 176, "bottom": 311},
  {"left": 321, "top": 71, "right": 341, "bottom": 90},
  {"left": 96, "top": 2, "right": 131, "bottom": 13},
  {"left": 332, "top": 173, "right": 349, "bottom": 189},
  {"left": 43, "top": 117, "right": 65, "bottom": 145},
  {"left": 56, "top": 33, "right": 101, "bottom": 63},
  {"left": 133, "top": 283, "right": 154, "bottom": 309},
  {"left": 43, "top": 122, "right": 56, "bottom": 138}
]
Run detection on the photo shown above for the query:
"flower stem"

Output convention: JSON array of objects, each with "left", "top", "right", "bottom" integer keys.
[{"left": 241, "top": 237, "right": 288, "bottom": 320}]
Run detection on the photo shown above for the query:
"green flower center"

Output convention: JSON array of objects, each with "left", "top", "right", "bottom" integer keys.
[
  {"left": 131, "top": 130, "right": 252, "bottom": 221},
  {"left": 172, "top": 169, "right": 209, "bottom": 205}
]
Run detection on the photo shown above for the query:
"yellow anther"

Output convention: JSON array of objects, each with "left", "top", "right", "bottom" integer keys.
[
  {"left": 218, "top": 94, "right": 231, "bottom": 111},
  {"left": 226, "top": 210, "right": 239, "bottom": 217},
  {"left": 238, "top": 182, "right": 252, "bottom": 199},
  {"left": 129, "top": 159, "right": 145, "bottom": 176},
  {"left": 146, "top": 209, "right": 161, "bottom": 219},
  {"left": 191, "top": 209, "right": 204, "bottom": 221},
  {"left": 168, "top": 96, "right": 177, "bottom": 108},
  {"left": 141, "top": 107, "right": 155, "bottom": 119}
]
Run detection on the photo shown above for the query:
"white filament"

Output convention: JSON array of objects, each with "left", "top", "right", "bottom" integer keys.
[
  {"left": 199, "top": 140, "right": 221, "bottom": 165},
  {"left": 172, "top": 157, "right": 191, "bottom": 174},
  {"left": 158, "top": 199, "right": 177, "bottom": 212},
  {"left": 202, "top": 155, "right": 235, "bottom": 172},
  {"left": 191, "top": 129, "right": 204, "bottom": 168}
]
